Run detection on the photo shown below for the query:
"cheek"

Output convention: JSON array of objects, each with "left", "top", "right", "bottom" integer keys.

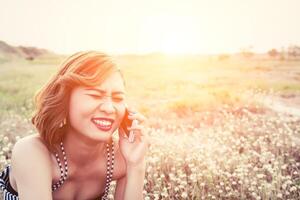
[
  {"left": 68, "top": 94, "right": 98, "bottom": 123},
  {"left": 115, "top": 105, "right": 126, "bottom": 125}
]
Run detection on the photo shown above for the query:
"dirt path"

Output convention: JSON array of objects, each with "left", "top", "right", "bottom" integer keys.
[{"left": 259, "top": 95, "right": 300, "bottom": 117}]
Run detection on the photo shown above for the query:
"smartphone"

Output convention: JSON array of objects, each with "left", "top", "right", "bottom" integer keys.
[{"left": 120, "top": 109, "right": 133, "bottom": 137}]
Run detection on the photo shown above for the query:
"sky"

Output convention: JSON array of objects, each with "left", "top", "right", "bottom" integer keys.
[{"left": 0, "top": 0, "right": 299, "bottom": 55}]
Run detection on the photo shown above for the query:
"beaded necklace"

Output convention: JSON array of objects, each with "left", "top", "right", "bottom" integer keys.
[{"left": 51, "top": 140, "right": 115, "bottom": 200}]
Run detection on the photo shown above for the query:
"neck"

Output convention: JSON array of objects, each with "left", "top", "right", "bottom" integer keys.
[{"left": 62, "top": 126, "right": 109, "bottom": 167}]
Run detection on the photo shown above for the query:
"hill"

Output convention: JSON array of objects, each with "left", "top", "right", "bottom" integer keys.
[{"left": 0, "top": 40, "right": 52, "bottom": 60}]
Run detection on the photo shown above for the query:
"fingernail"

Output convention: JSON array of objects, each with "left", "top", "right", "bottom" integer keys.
[
  {"left": 132, "top": 119, "right": 139, "bottom": 126},
  {"left": 128, "top": 115, "right": 133, "bottom": 119}
]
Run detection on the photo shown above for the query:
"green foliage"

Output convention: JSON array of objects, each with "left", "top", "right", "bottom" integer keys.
[{"left": 0, "top": 55, "right": 300, "bottom": 199}]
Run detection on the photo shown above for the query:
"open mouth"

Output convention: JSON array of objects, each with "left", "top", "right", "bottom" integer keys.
[{"left": 91, "top": 117, "right": 114, "bottom": 132}]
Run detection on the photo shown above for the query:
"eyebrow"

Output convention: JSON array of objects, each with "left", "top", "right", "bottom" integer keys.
[{"left": 85, "top": 88, "right": 125, "bottom": 95}]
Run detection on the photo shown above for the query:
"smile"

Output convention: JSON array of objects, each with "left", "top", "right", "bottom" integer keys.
[{"left": 91, "top": 117, "right": 114, "bottom": 132}]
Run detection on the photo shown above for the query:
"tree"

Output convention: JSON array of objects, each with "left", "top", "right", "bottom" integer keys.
[
  {"left": 287, "top": 45, "right": 300, "bottom": 58},
  {"left": 268, "top": 48, "right": 278, "bottom": 58},
  {"left": 240, "top": 46, "right": 254, "bottom": 58}
]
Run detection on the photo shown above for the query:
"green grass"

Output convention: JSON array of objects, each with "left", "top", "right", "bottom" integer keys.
[
  {"left": 0, "top": 55, "right": 299, "bottom": 118},
  {"left": 0, "top": 60, "right": 60, "bottom": 117},
  {"left": 0, "top": 55, "right": 300, "bottom": 200}
]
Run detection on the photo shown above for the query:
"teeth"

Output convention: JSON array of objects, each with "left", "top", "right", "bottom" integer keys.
[{"left": 93, "top": 120, "right": 112, "bottom": 126}]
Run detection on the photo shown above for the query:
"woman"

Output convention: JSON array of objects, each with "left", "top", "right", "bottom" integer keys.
[{"left": 0, "top": 51, "right": 150, "bottom": 200}]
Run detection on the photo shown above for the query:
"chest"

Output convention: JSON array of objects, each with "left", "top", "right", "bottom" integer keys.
[{"left": 51, "top": 148, "right": 126, "bottom": 200}]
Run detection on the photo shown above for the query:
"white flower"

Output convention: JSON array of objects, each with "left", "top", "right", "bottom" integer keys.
[
  {"left": 290, "top": 186, "right": 297, "bottom": 192},
  {"left": 276, "top": 193, "right": 283, "bottom": 198},
  {"left": 181, "top": 192, "right": 188, "bottom": 198},
  {"left": 257, "top": 174, "right": 264, "bottom": 179},
  {"left": 293, "top": 171, "right": 298, "bottom": 175}
]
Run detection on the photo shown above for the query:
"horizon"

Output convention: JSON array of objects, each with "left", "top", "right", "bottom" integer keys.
[
  {"left": 1, "top": 39, "right": 292, "bottom": 56},
  {"left": 0, "top": 0, "right": 299, "bottom": 55}
]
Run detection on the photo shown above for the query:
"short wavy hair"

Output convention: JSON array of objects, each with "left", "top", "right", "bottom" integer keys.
[{"left": 31, "top": 51, "right": 121, "bottom": 152}]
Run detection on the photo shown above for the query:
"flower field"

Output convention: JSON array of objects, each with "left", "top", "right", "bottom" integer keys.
[
  {"left": 1, "top": 55, "right": 300, "bottom": 199},
  {"left": 1, "top": 102, "right": 300, "bottom": 199},
  {"left": 140, "top": 105, "right": 300, "bottom": 199}
]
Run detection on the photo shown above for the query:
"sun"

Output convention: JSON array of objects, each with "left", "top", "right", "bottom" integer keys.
[
  {"left": 139, "top": 15, "right": 202, "bottom": 55},
  {"left": 160, "top": 31, "right": 197, "bottom": 55}
]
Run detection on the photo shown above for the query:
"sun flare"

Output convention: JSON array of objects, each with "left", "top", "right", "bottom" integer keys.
[{"left": 139, "top": 15, "right": 202, "bottom": 55}]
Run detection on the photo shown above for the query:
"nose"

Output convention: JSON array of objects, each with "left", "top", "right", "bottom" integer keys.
[{"left": 98, "top": 97, "right": 115, "bottom": 114}]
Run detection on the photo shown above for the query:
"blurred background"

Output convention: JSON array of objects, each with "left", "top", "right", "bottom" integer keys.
[{"left": 0, "top": 0, "right": 300, "bottom": 199}]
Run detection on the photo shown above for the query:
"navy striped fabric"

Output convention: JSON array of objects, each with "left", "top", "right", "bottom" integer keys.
[{"left": 0, "top": 165, "right": 18, "bottom": 200}]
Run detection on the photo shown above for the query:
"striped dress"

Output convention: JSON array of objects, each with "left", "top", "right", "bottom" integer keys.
[
  {"left": 0, "top": 142, "right": 115, "bottom": 200},
  {"left": 0, "top": 165, "right": 21, "bottom": 200}
]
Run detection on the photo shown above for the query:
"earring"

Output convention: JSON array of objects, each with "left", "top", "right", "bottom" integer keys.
[{"left": 59, "top": 118, "right": 67, "bottom": 128}]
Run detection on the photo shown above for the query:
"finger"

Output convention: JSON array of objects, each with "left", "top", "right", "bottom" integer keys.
[
  {"left": 118, "top": 127, "right": 130, "bottom": 140},
  {"left": 124, "top": 120, "right": 147, "bottom": 143},
  {"left": 128, "top": 124, "right": 144, "bottom": 132},
  {"left": 126, "top": 106, "right": 138, "bottom": 114},
  {"left": 128, "top": 131, "right": 135, "bottom": 143},
  {"left": 128, "top": 126, "right": 148, "bottom": 143},
  {"left": 118, "top": 119, "right": 138, "bottom": 138},
  {"left": 128, "top": 129, "right": 143, "bottom": 143},
  {"left": 128, "top": 113, "right": 147, "bottom": 124},
  {"left": 127, "top": 130, "right": 151, "bottom": 147},
  {"left": 119, "top": 130, "right": 138, "bottom": 144},
  {"left": 128, "top": 124, "right": 150, "bottom": 140},
  {"left": 119, "top": 123, "right": 142, "bottom": 143}
]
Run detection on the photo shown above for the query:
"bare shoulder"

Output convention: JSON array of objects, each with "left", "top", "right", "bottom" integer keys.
[
  {"left": 10, "top": 134, "right": 53, "bottom": 198},
  {"left": 10, "top": 134, "right": 53, "bottom": 181},
  {"left": 11, "top": 134, "right": 51, "bottom": 160}
]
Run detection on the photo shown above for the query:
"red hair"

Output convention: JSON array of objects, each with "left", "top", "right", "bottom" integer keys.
[{"left": 31, "top": 51, "right": 120, "bottom": 152}]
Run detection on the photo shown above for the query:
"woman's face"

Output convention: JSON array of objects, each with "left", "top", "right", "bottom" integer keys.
[{"left": 68, "top": 71, "right": 126, "bottom": 142}]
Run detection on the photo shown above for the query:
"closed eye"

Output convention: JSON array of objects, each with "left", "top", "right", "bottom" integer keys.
[
  {"left": 112, "top": 97, "right": 124, "bottom": 102},
  {"left": 88, "top": 94, "right": 103, "bottom": 99},
  {"left": 87, "top": 94, "right": 124, "bottom": 102}
]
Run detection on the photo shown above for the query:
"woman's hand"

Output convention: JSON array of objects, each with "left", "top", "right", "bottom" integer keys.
[{"left": 118, "top": 108, "right": 150, "bottom": 170}]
